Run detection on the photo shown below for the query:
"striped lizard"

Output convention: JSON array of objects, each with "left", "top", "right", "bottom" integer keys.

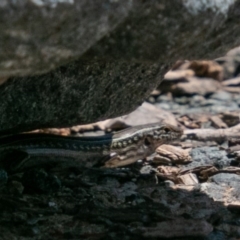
[{"left": 0, "top": 122, "right": 182, "bottom": 171}]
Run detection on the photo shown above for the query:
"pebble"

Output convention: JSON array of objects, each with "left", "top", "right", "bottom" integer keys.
[
  {"left": 182, "top": 147, "right": 231, "bottom": 169},
  {"left": 210, "top": 173, "right": 240, "bottom": 186},
  {"left": 211, "top": 91, "right": 232, "bottom": 101},
  {"left": 22, "top": 168, "right": 61, "bottom": 194}
]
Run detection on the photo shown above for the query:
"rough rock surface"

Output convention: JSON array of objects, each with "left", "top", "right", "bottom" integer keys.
[
  {"left": 1, "top": 0, "right": 240, "bottom": 133},
  {"left": 0, "top": 0, "right": 132, "bottom": 77},
  {"left": 2, "top": 47, "right": 240, "bottom": 239},
  {"left": 0, "top": 60, "right": 160, "bottom": 134}
]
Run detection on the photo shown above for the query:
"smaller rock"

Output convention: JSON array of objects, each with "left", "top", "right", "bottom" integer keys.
[
  {"left": 22, "top": 168, "right": 61, "bottom": 194},
  {"left": 200, "top": 182, "right": 226, "bottom": 201},
  {"left": 210, "top": 173, "right": 240, "bottom": 186},
  {"left": 8, "top": 180, "right": 24, "bottom": 195},
  {"left": 187, "top": 147, "right": 231, "bottom": 168},
  {"left": 211, "top": 91, "right": 232, "bottom": 101}
]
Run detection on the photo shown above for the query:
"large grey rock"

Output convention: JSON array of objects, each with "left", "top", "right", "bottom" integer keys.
[
  {"left": 0, "top": 0, "right": 132, "bottom": 77},
  {"left": 0, "top": 60, "right": 160, "bottom": 134},
  {"left": 0, "top": 0, "right": 240, "bottom": 133}
]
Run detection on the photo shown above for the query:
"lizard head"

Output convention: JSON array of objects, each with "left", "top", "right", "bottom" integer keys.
[{"left": 144, "top": 124, "right": 183, "bottom": 149}]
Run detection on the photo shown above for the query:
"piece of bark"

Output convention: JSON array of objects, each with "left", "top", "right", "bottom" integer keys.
[
  {"left": 153, "top": 145, "right": 192, "bottom": 164},
  {"left": 170, "top": 185, "right": 198, "bottom": 192},
  {"left": 161, "top": 76, "right": 222, "bottom": 95},
  {"left": 29, "top": 128, "right": 71, "bottom": 136},
  {"left": 178, "top": 114, "right": 204, "bottom": 129},
  {"left": 219, "top": 111, "right": 240, "bottom": 127},
  {"left": 150, "top": 89, "right": 161, "bottom": 97},
  {"left": 228, "top": 145, "right": 240, "bottom": 153},
  {"left": 177, "top": 173, "right": 199, "bottom": 185},
  {"left": 222, "top": 86, "right": 240, "bottom": 93},
  {"left": 181, "top": 165, "right": 240, "bottom": 181},
  {"left": 183, "top": 124, "right": 240, "bottom": 142},
  {"left": 166, "top": 60, "right": 223, "bottom": 81},
  {"left": 199, "top": 166, "right": 219, "bottom": 180},
  {"left": 180, "top": 141, "right": 218, "bottom": 149},
  {"left": 181, "top": 165, "right": 219, "bottom": 181},
  {"left": 180, "top": 113, "right": 210, "bottom": 124},
  {"left": 155, "top": 166, "right": 209, "bottom": 184},
  {"left": 216, "top": 167, "right": 240, "bottom": 175},
  {"left": 164, "top": 69, "right": 195, "bottom": 80},
  {"left": 187, "top": 60, "right": 223, "bottom": 81},
  {"left": 222, "top": 76, "right": 240, "bottom": 86},
  {"left": 155, "top": 166, "right": 180, "bottom": 182},
  {"left": 178, "top": 113, "right": 212, "bottom": 134},
  {"left": 210, "top": 116, "right": 228, "bottom": 129}
]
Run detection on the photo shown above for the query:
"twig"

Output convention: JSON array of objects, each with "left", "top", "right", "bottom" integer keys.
[{"left": 182, "top": 124, "right": 240, "bottom": 142}]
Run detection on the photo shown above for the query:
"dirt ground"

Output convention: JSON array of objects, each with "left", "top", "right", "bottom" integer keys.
[{"left": 2, "top": 48, "right": 240, "bottom": 239}]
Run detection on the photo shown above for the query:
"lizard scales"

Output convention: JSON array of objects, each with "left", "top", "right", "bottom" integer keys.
[{"left": 0, "top": 122, "right": 183, "bottom": 170}]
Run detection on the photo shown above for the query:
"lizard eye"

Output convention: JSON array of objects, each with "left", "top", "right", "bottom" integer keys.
[
  {"left": 144, "top": 137, "right": 151, "bottom": 146},
  {"left": 163, "top": 127, "right": 170, "bottom": 133}
]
